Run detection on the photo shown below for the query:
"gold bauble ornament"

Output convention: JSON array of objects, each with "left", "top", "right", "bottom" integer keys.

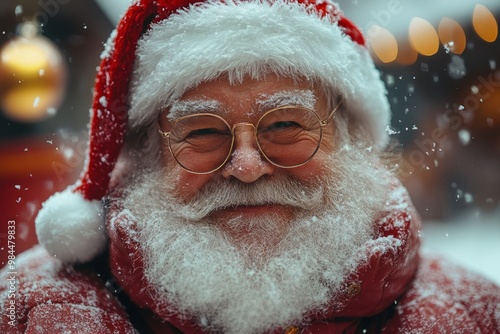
[{"left": 0, "top": 22, "right": 67, "bottom": 123}]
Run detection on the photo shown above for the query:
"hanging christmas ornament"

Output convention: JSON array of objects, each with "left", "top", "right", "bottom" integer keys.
[{"left": 0, "top": 21, "right": 68, "bottom": 123}]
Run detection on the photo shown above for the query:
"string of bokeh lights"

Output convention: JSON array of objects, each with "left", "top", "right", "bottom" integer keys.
[{"left": 369, "top": 4, "right": 498, "bottom": 65}]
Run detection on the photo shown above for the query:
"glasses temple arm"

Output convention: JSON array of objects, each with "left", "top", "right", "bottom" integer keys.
[{"left": 320, "top": 101, "right": 343, "bottom": 126}]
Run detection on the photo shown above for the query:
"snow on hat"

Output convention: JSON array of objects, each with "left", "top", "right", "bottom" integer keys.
[{"left": 35, "top": 0, "right": 391, "bottom": 263}]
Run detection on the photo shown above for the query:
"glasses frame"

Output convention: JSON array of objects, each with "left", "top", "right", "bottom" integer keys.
[{"left": 158, "top": 104, "right": 341, "bottom": 174}]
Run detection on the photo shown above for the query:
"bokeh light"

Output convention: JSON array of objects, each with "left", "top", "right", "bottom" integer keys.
[
  {"left": 438, "top": 17, "right": 467, "bottom": 54},
  {"left": 473, "top": 4, "right": 498, "bottom": 43},
  {"left": 368, "top": 25, "right": 399, "bottom": 64},
  {"left": 409, "top": 17, "right": 440, "bottom": 56},
  {"left": 0, "top": 25, "right": 67, "bottom": 123}
]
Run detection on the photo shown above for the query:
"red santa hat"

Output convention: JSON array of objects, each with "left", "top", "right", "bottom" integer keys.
[{"left": 35, "top": 0, "right": 391, "bottom": 263}]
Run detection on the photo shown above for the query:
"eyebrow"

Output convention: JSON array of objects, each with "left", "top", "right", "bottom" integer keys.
[
  {"left": 165, "top": 89, "right": 317, "bottom": 121},
  {"left": 256, "top": 90, "right": 317, "bottom": 110},
  {"left": 166, "top": 99, "right": 223, "bottom": 121}
]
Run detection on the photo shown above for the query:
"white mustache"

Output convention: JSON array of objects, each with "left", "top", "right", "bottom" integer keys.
[{"left": 173, "top": 175, "right": 326, "bottom": 221}]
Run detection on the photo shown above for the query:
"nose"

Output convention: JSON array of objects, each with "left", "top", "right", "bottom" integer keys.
[{"left": 221, "top": 124, "right": 274, "bottom": 182}]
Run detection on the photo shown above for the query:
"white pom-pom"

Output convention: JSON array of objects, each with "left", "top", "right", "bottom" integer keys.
[{"left": 35, "top": 188, "right": 107, "bottom": 263}]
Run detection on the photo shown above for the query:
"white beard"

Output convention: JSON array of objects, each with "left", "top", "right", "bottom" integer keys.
[{"left": 117, "top": 143, "right": 391, "bottom": 333}]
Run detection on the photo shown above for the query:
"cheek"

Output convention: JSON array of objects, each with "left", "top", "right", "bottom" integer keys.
[
  {"left": 160, "top": 142, "right": 214, "bottom": 201},
  {"left": 286, "top": 153, "right": 331, "bottom": 182},
  {"left": 169, "top": 168, "right": 215, "bottom": 201},
  {"left": 287, "top": 132, "right": 336, "bottom": 182}
]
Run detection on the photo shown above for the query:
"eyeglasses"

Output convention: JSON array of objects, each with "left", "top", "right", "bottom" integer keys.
[{"left": 158, "top": 104, "right": 340, "bottom": 174}]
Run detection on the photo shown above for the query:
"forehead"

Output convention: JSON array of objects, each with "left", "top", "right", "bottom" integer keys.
[
  {"left": 166, "top": 75, "right": 324, "bottom": 120},
  {"left": 181, "top": 75, "right": 314, "bottom": 100}
]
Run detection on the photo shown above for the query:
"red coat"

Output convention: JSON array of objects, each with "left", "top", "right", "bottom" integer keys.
[{"left": 2, "top": 182, "right": 500, "bottom": 333}]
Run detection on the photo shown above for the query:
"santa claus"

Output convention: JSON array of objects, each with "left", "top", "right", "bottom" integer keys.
[{"left": 1, "top": 0, "right": 499, "bottom": 333}]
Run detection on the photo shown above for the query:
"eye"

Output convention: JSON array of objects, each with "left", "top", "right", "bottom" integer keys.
[
  {"left": 263, "top": 121, "right": 304, "bottom": 132},
  {"left": 185, "top": 128, "right": 228, "bottom": 139},
  {"left": 188, "top": 128, "right": 219, "bottom": 136}
]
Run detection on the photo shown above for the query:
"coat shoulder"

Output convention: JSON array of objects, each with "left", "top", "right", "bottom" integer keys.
[
  {"left": 0, "top": 245, "right": 137, "bottom": 333},
  {"left": 382, "top": 255, "right": 500, "bottom": 333}
]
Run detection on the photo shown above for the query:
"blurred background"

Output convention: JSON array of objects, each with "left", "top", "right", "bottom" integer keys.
[{"left": 0, "top": 0, "right": 499, "bottom": 282}]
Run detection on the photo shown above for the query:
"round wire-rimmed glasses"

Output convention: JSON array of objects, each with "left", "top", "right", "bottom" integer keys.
[{"left": 158, "top": 104, "right": 341, "bottom": 174}]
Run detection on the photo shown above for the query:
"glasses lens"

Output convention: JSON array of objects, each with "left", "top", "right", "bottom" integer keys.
[
  {"left": 257, "top": 107, "right": 322, "bottom": 167},
  {"left": 169, "top": 114, "right": 232, "bottom": 173}
]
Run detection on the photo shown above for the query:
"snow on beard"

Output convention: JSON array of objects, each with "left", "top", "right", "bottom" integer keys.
[{"left": 116, "top": 141, "right": 390, "bottom": 333}]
